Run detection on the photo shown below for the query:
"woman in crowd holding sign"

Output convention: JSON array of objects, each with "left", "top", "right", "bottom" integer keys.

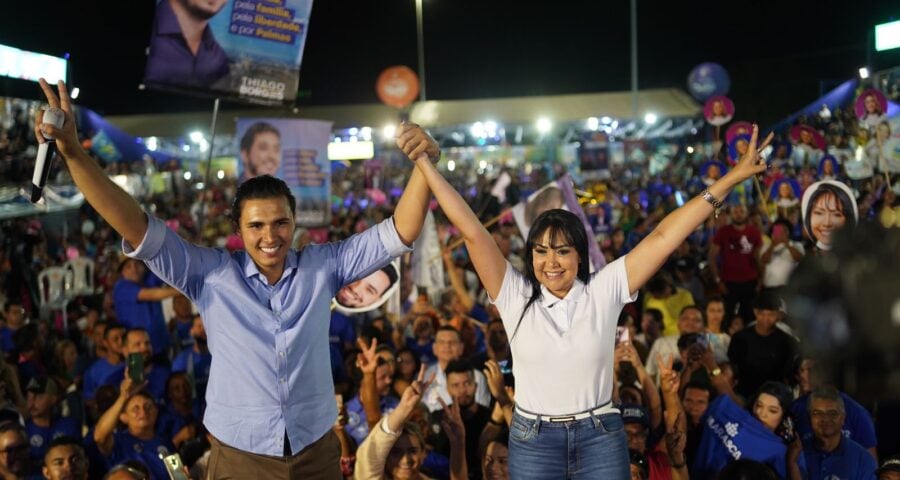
[{"left": 405, "top": 123, "right": 772, "bottom": 477}]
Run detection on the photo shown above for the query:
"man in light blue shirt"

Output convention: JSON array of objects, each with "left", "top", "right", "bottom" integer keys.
[{"left": 34, "top": 78, "right": 436, "bottom": 479}]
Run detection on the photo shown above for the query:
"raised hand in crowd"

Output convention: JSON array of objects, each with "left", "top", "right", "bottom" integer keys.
[
  {"left": 695, "top": 341, "right": 742, "bottom": 406},
  {"left": 658, "top": 354, "right": 689, "bottom": 479},
  {"left": 615, "top": 341, "right": 662, "bottom": 430},
  {"left": 390, "top": 364, "right": 435, "bottom": 433},
  {"left": 438, "top": 398, "right": 468, "bottom": 480},
  {"left": 357, "top": 338, "right": 384, "bottom": 430},
  {"left": 483, "top": 359, "right": 513, "bottom": 425}
]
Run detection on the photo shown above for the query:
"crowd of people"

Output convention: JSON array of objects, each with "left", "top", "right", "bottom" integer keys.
[{"left": 0, "top": 77, "right": 898, "bottom": 480}]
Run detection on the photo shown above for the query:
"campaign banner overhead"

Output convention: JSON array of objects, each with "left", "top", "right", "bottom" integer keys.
[
  {"left": 144, "top": 0, "right": 313, "bottom": 105},
  {"left": 235, "top": 118, "right": 333, "bottom": 227}
]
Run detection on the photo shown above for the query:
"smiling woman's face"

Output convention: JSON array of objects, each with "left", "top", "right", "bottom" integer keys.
[
  {"left": 532, "top": 228, "right": 580, "bottom": 299},
  {"left": 810, "top": 192, "right": 846, "bottom": 246}
]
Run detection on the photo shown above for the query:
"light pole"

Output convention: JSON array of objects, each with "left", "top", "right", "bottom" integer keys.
[
  {"left": 630, "top": 0, "right": 638, "bottom": 118},
  {"left": 415, "top": 0, "right": 427, "bottom": 101}
]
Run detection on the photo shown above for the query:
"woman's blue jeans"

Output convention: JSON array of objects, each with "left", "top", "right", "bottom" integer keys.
[{"left": 508, "top": 410, "right": 630, "bottom": 479}]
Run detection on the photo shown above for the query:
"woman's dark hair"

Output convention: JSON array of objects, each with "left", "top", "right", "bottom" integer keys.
[
  {"left": 750, "top": 381, "right": 794, "bottom": 441},
  {"left": 230, "top": 175, "right": 297, "bottom": 225},
  {"left": 802, "top": 183, "right": 857, "bottom": 242},
  {"left": 512, "top": 209, "right": 590, "bottom": 340}
]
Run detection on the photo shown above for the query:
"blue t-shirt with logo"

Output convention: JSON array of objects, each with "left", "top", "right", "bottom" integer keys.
[
  {"left": 108, "top": 431, "right": 173, "bottom": 480},
  {"left": 693, "top": 395, "right": 806, "bottom": 479},
  {"left": 25, "top": 417, "right": 81, "bottom": 464},
  {"left": 346, "top": 394, "right": 399, "bottom": 446},
  {"left": 802, "top": 436, "right": 877, "bottom": 480}
]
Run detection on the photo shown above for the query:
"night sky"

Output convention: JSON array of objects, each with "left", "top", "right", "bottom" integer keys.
[{"left": 1, "top": 0, "right": 897, "bottom": 127}]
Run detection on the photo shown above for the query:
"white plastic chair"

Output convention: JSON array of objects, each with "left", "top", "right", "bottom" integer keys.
[
  {"left": 64, "top": 257, "right": 96, "bottom": 297},
  {"left": 37, "top": 266, "right": 73, "bottom": 326}
]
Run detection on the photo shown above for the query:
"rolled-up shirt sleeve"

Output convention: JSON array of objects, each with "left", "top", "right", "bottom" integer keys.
[
  {"left": 122, "top": 213, "right": 225, "bottom": 300},
  {"left": 331, "top": 217, "right": 413, "bottom": 290}
]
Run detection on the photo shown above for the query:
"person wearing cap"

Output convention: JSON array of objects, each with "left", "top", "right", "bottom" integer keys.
[
  {"left": 727, "top": 292, "right": 799, "bottom": 399},
  {"left": 24, "top": 376, "right": 81, "bottom": 465},
  {"left": 672, "top": 253, "right": 705, "bottom": 307},
  {"left": 35, "top": 79, "right": 435, "bottom": 479},
  {"left": 801, "top": 386, "right": 877, "bottom": 480},
  {"left": 878, "top": 454, "right": 900, "bottom": 480}
]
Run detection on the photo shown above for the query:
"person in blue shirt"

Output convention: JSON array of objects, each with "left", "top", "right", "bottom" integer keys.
[
  {"left": 346, "top": 348, "right": 399, "bottom": 446},
  {"left": 40, "top": 435, "right": 89, "bottom": 480},
  {"left": 101, "top": 329, "right": 170, "bottom": 403},
  {"left": 144, "top": 0, "right": 230, "bottom": 88},
  {"left": 802, "top": 386, "right": 877, "bottom": 480},
  {"left": 792, "top": 358, "right": 878, "bottom": 459},
  {"left": 93, "top": 376, "right": 173, "bottom": 480},
  {"left": 24, "top": 376, "right": 81, "bottom": 466},
  {"left": 156, "top": 372, "right": 202, "bottom": 450},
  {"left": 171, "top": 315, "right": 211, "bottom": 403},
  {"left": 113, "top": 258, "right": 179, "bottom": 360},
  {"left": 693, "top": 380, "right": 806, "bottom": 479},
  {"left": 329, "top": 310, "right": 356, "bottom": 385},
  {"left": 35, "top": 78, "right": 435, "bottom": 479},
  {"left": 82, "top": 323, "right": 126, "bottom": 403},
  {"left": 0, "top": 301, "right": 26, "bottom": 357}
]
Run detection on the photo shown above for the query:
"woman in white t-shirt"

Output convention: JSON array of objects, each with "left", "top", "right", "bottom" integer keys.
[{"left": 401, "top": 124, "right": 773, "bottom": 478}]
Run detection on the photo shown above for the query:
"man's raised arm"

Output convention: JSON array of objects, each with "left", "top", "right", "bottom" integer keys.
[{"left": 35, "top": 79, "right": 148, "bottom": 248}]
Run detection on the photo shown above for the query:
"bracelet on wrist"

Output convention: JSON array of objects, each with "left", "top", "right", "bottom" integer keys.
[{"left": 700, "top": 189, "right": 723, "bottom": 219}]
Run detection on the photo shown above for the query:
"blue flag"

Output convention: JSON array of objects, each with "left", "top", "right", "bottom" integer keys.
[{"left": 693, "top": 395, "right": 803, "bottom": 478}]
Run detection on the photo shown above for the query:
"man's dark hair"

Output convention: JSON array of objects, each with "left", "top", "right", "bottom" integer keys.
[
  {"left": 230, "top": 175, "right": 297, "bottom": 225},
  {"left": 435, "top": 325, "right": 462, "bottom": 342},
  {"left": 0, "top": 422, "right": 26, "bottom": 436},
  {"left": 682, "top": 380, "right": 715, "bottom": 400},
  {"left": 239, "top": 122, "right": 280, "bottom": 153},
  {"left": 3, "top": 300, "right": 22, "bottom": 312},
  {"left": 381, "top": 264, "right": 399, "bottom": 288},
  {"left": 104, "top": 322, "right": 126, "bottom": 340},
  {"left": 754, "top": 291, "right": 781, "bottom": 311},
  {"left": 43, "top": 435, "right": 85, "bottom": 466},
  {"left": 807, "top": 386, "right": 845, "bottom": 414},
  {"left": 12, "top": 323, "right": 39, "bottom": 353},
  {"left": 445, "top": 359, "right": 474, "bottom": 377},
  {"left": 646, "top": 274, "right": 673, "bottom": 297},
  {"left": 643, "top": 308, "right": 664, "bottom": 328}
]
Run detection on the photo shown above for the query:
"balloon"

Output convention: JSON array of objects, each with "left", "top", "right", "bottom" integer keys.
[{"left": 687, "top": 63, "right": 731, "bottom": 102}]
